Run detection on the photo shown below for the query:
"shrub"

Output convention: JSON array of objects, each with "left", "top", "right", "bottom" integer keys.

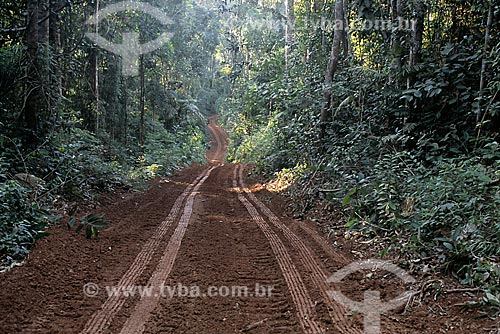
[{"left": 0, "top": 180, "right": 51, "bottom": 267}]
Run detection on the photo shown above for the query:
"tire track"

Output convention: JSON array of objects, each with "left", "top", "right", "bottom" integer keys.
[
  {"left": 79, "top": 167, "right": 213, "bottom": 334},
  {"left": 234, "top": 164, "right": 325, "bottom": 334},
  {"left": 207, "top": 115, "right": 226, "bottom": 163},
  {"left": 136, "top": 163, "right": 301, "bottom": 333},
  {"left": 297, "top": 223, "right": 350, "bottom": 264},
  {"left": 234, "top": 242, "right": 299, "bottom": 333},
  {"left": 118, "top": 165, "right": 218, "bottom": 334},
  {"left": 239, "top": 166, "right": 362, "bottom": 334}
]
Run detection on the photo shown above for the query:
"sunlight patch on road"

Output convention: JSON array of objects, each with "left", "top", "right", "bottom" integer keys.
[{"left": 266, "top": 163, "right": 307, "bottom": 193}]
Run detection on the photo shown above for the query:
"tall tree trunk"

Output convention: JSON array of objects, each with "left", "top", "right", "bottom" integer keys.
[
  {"left": 390, "top": 0, "right": 402, "bottom": 73},
  {"left": 342, "top": 0, "right": 350, "bottom": 58},
  {"left": 319, "top": 0, "right": 344, "bottom": 139},
  {"left": 476, "top": 0, "right": 493, "bottom": 124},
  {"left": 94, "top": 0, "right": 100, "bottom": 132},
  {"left": 104, "top": 56, "right": 120, "bottom": 140},
  {"left": 49, "top": 0, "right": 62, "bottom": 108},
  {"left": 119, "top": 76, "right": 129, "bottom": 144},
  {"left": 139, "top": 56, "right": 146, "bottom": 147},
  {"left": 84, "top": 0, "right": 99, "bottom": 132},
  {"left": 284, "top": 0, "right": 294, "bottom": 68},
  {"left": 37, "top": 0, "right": 50, "bottom": 123},
  {"left": 409, "top": 0, "right": 426, "bottom": 66},
  {"left": 24, "top": 0, "right": 39, "bottom": 142},
  {"left": 85, "top": 48, "right": 98, "bottom": 132},
  {"left": 38, "top": 0, "right": 49, "bottom": 45}
]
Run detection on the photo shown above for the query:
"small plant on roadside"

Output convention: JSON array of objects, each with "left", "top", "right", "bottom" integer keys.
[
  {"left": 66, "top": 205, "right": 109, "bottom": 239},
  {"left": 0, "top": 180, "right": 53, "bottom": 267}
]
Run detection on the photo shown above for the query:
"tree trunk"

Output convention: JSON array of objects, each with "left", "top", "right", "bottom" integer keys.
[
  {"left": 476, "top": 0, "right": 493, "bottom": 124},
  {"left": 139, "top": 56, "right": 146, "bottom": 147},
  {"left": 35, "top": 0, "right": 52, "bottom": 126},
  {"left": 49, "top": 0, "right": 62, "bottom": 107},
  {"left": 84, "top": 0, "right": 99, "bottom": 132},
  {"left": 84, "top": 48, "right": 98, "bottom": 132},
  {"left": 284, "top": 0, "right": 294, "bottom": 68},
  {"left": 24, "top": 0, "right": 39, "bottom": 142},
  {"left": 119, "top": 75, "right": 129, "bottom": 144},
  {"left": 410, "top": 0, "right": 426, "bottom": 66},
  {"left": 319, "top": 0, "right": 344, "bottom": 139},
  {"left": 390, "top": 0, "right": 402, "bottom": 73},
  {"left": 104, "top": 56, "right": 120, "bottom": 140},
  {"left": 38, "top": 0, "right": 49, "bottom": 45}
]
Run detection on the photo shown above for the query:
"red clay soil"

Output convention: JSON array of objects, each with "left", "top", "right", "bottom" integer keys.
[{"left": 0, "top": 115, "right": 497, "bottom": 334}]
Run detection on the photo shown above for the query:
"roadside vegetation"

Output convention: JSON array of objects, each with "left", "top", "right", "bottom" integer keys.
[
  {"left": 219, "top": 0, "right": 500, "bottom": 310},
  {"left": 0, "top": 0, "right": 222, "bottom": 269}
]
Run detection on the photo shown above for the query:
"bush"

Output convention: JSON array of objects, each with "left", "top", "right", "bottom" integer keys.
[
  {"left": 335, "top": 153, "right": 500, "bottom": 289},
  {"left": 0, "top": 180, "right": 51, "bottom": 267},
  {"left": 0, "top": 116, "right": 208, "bottom": 268}
]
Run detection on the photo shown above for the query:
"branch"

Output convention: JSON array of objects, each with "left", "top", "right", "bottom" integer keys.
[{"left": 1, "top": 0, "right": 84, "bottom": 35}]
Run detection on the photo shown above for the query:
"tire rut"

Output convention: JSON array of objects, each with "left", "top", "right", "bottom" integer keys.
[
  {"left": 141, "top": 163, "right": 301, "bottom": 334},
  {"left": 234, "top": 164, "right": 325, "bottom": 334},
  {"left": 80, "top": 166, "right": 216, "bottom": 334},
  {"left": 118, "top": 165, "right": 218, "bottom": 334},
  {"left": 238, "top": 165, "right": 362, "bottom": 334}
]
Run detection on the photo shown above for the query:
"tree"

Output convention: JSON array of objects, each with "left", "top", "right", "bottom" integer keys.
[
  {"left": 284, "top": 0, "right": 295, "bottom": 68},
  {"left": 139, "top": 55, "right": 145, "bottom": 147},
  {"left": 409, "top": 0, "right": 426, "bottom": 67},
  {"left": 476, "top": 0, "right": 494, "bottom": 124},
  {"left": 319, "top": 0, "right": 344, "bottom": 139},
  {"left": 390, "top": 0, "right": 403, "bottom": 73},
  {"left": 24, "top": 0, "right": 40, "bottom": 142}
]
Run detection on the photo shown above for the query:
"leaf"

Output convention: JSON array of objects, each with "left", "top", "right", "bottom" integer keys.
[
  {"left": 35, "top": 231, "right": 50, "bottom": 239},
  {"left": 345, "top": 218, "right": 358, "bottom": 229},
  {"left": 85, "top": 225, "right": 92, "bottom": 239},
  {"left": 69, "top": 204, "right": 78, "bottom": 217},
  {"left": 75, "top": 221, "right": 85, "bottom": 233},
  {"left": 67, "top": 217, "right": 76, "bottom": 229},
  {"left": 476, "top": 173, "right": 491, "bottom": 184},
  {"left": 92, "top": 226, "right": 99, "bottom": 239},
  {"left": 91, "top": 220, "right": 109, "bottom": 228},
  {"left": 86, "top": 213, "right": 105, "bottom": 223},
  {"left": 443, "top": 242, "right": 454, "bottom": 250},
  {"left": 342, "top": 187, "right": 357, "bottom": 207},
  {"left": 50, "top": 215, "right": 63, "bottom": 223},
  {"left": 484, "top": 292, "right": 500, "bottom": 306}
]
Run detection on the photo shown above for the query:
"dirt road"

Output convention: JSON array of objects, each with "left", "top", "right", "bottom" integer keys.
[{"left": 0, "top": 116, "right": 496, "bottom": 334}]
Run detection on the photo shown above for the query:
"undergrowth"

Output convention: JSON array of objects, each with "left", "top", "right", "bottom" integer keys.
[
  {"left": 0, "top": 119, "right": 206, "bottom": 269},
  {"left": 225, "top": 112, "right": 500, "bottom": 309},
  {"left": 221, "top": 61, "right": 500, "bottom": 310}
]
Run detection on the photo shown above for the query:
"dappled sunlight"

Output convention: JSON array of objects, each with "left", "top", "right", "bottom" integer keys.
[
  {"left": 265, "top": 163, "right": 307, "bottom": 193},
  {"left": 226, "top": 182, "right": 265, "bottom": 194},
  {"left": 265, "top": 178, "right": 293, "bottom": 193},
  {"left": 159, "top": 179, "right": 194, "bottom": 188}
]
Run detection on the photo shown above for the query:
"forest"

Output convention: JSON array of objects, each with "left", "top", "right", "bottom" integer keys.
[{"left": 1, "top": 0, "right": 499, "bottom": 313}]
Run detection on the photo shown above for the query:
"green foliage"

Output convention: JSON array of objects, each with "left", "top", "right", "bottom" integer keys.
[
  {"left": 339, "top": 153, "right": 499, "bottom": 285},
  {"left": 227, "top": 116, "right": 278, "bottom": 167},
  {"left": 66, "top": 204, "right": 109, "bottom": 239},
  {"left": 0, "top": 181, "right": 51, "bottom": 266},
  {"left": 138, "top": 120, "right": 206, "bottom": 178},
  {"left": 0, "top": 115, "right": 207, "bottom": 267},
  {"left": 220, "top": 0, "right": 500, "bottom": 296}
]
